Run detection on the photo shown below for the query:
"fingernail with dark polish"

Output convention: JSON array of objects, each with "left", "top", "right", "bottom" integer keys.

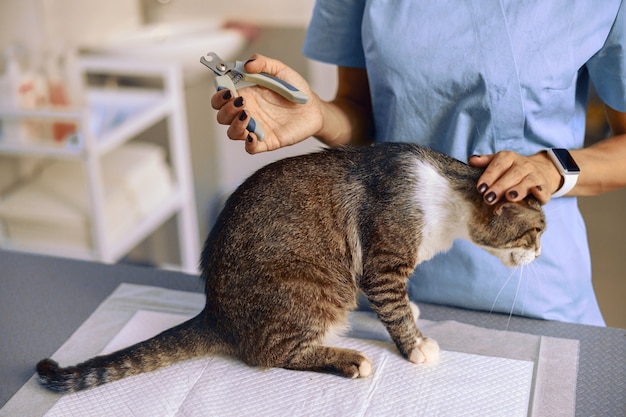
[
  {"left": 508, "top": 190, "right": 519, "bottom": 199},
  {"left": 478, "top": 183, "right": 488, "bottom": 194},
  {"left": 222, "top": 90, "right": 232, "bottom": 100},
  {"left": 245, "top": 58, "right": 256, "bottom": 65},
  {"left": 247, "top": 134, "right": 253, "bottom": 143},
  {"left": 238, "top": 110, "right": 247, "bottom": 121},
  {"left": 485, "top": 192, "right": 496, "bottom": 204},
  {"left": 234, "top": 96, "right": 244, "bottom": 107}
]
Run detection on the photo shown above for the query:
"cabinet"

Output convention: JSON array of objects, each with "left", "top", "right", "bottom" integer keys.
[{"left": 0, "top": 57, "right": 200, "bottom": 273}]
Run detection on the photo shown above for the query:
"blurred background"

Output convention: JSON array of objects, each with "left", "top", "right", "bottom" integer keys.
[{"left": 0, "top": 0, "right": 623, "bottom": 328}]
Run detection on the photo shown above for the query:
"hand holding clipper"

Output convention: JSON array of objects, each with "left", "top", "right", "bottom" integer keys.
[{"left": 201, "top": 52, "right": 308, "bottom": 142}]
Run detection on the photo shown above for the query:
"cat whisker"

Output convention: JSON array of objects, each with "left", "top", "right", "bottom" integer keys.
[
  {"left": 528, "top": 262, "right": 543, "bottom": 297},
  {"left": 520, "top": 265, "right": 530, "bottom": 317},
  {"left": 506, "top": 266, "right": 525, "bottom": 330},
  {"left": 489, "top": 266, "right": 518, "bottom": 317}
]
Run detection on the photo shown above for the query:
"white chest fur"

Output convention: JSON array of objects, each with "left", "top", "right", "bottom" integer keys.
[{"left": 411, "top": 160, "right": 471, "bottom": 264}]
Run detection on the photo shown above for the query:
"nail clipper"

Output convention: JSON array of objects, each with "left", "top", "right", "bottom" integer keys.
[{"left": 200, "top": 52, "right": 308, "bottom": 142}]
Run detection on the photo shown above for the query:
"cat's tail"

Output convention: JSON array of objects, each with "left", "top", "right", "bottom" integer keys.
[{"left": 36, "top": 312, "right": 221, "bottom": 393}]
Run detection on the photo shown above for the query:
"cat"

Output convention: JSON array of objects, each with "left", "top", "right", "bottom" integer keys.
[{"left": 36, "top": 142, "right": 545, "bottom": 392}]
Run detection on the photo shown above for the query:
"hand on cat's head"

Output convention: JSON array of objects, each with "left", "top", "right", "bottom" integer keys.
[
  {"left": 469, "top": 150, "right": 561, "bottom": 206},
  {"left": 472, "top": 196, "right": 546, "bottom": 267}
]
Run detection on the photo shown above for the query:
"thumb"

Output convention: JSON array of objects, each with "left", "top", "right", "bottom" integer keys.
[
  {"left": 242, "top": 54, "right": 311, "bottom": 105},
  {"left": 468, "top": 154, "right": 494, "bottom": 168},
  {"left": 244, "top": 53, "right": 283, "bottom": 76}
]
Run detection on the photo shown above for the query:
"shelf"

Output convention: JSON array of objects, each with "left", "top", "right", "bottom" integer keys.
[
  {"left": 106, "top": 187, "right": 183, "bottom": 261},
  {"left": 0, "top": 56, "right": 200, "bottom": 273},
  {"left": 93, "top": 90, "right": 170, "bottom": 157},
  {"left": 0, "top": 140, "right": 82, "bottom": 159},
  {"left": 0, "top": 186, "right": 183, "bottom": 264},
  {"left": 0, "top": 107, "right": 83, "bottom": 119},
  {"left": 0, "top": 88, "right": 168, "bottom": 159}
]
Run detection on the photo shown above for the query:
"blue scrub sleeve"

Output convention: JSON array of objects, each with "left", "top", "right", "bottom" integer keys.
[
  {"left": 587, "top": 0, "right": 626, "bottom": 111},
  {"left": 302, "top": 0, "right": 367, "bottom": 68}
]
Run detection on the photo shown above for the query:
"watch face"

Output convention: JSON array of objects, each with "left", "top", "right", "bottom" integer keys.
[{"left": 552, "top": 148, "right": 580, "bottom": 173}]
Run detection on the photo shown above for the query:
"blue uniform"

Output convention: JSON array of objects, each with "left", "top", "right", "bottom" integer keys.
[{"left": 303, "top": 0, "right": 626, "bottom": 325}]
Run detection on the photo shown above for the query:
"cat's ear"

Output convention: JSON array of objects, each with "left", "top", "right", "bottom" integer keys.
[
  {"left": 494, "top": 201, "right": 517, "bottom": 217},
  {"left": 494, "top": 197, "right": 539, "bottom": 216}
]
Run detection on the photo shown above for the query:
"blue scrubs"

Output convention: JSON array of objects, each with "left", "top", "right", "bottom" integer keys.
[{"left": 303, "top": 0, "right": 626, "bottom": 325}]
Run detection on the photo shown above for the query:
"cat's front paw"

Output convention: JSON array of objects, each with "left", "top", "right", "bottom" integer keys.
[
  {"left": 355, "top": 355, "right": 373, "bottom": 378},
  {"left": 408, "top": 338, "right": 439, "bottom": 365}
]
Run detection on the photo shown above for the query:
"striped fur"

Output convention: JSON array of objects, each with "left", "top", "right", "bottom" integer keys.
[{"left": 37, "top": 143, "right": 545, "bottom": 392}]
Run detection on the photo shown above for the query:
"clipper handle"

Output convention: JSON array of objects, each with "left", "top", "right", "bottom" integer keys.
[
  {"left": 243, "top": 72, "right": 309, "bottom": 104},
  {"left": 215, "top": 75, "right": 266, "bottom": 141}
]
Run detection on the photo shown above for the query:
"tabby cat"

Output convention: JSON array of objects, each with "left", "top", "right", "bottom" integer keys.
[{"left": 37, "top": 143, "right": 545, "bottom": 392}]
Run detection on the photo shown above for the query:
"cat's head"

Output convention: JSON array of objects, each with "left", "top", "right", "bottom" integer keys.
[{"left": 469, "top": 197, "right": 546, "bottom": 267}]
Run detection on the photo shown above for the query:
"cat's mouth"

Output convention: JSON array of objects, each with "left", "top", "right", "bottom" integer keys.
[
  {"left": 507, "top": 249, "right": 539, "bottom": 267},
  {"left": 482, "top": 247, "right": 540, "bottom": 267}
]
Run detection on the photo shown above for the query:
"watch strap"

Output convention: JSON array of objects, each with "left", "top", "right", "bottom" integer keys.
[
  {"left": 547, "top": 148, "right": 579, "bottom": 198},
  {"left": 551, "top": 172, "right": 578, "bottom": 197}
]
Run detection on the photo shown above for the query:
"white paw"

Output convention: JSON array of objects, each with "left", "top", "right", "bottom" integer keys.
[
  {"left": 357, "top": 355, "right": 373, "bottom": 378},
  {"left": 409, "top": 301, "right": 420, "bottom": 321},
  {"left": 408, "top": 338, "right": 440, "bottom": 365}
]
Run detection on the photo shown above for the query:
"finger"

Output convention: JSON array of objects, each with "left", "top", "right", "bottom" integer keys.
[
  {"left": 484, "top": 161, "right": 538, "bottom": 204},
  {"left": 218, "top": 95, "right": 247, "bottom": 128},
  {"left": 480, "top": 151, "right": 541, "bottom": 204},
  {"left": 227, "top": 109, "right": 252, "bottom": 141},
  {"left": 474, "top": 151, "right": 516, "bottom": 199},
  {"left": 214, "top": 90, "right": 241, "bottom": 126},
  {"left": 492, "top": 162, "right": 553, "bottom": 205},
  {"left": 473, "top": 151, "right": 554, "bottom": 205},
  {"left": 244, "top": 132, "right": 267, "bottom": 155},
  {"left": 469, "top": 154, "right": 493, "bottom": 194},
  {"left": 504, "top": 186, "right": 550, "bottom": 205},
  {"left": 468, "top": 154, "right": 493, "bottom": 169},
  {"left": 244, "top": 54, "right": 284, "bottom": 77},
  {"left": 530, "top": 185, "right": 551, "bottom": 205},
  {"left": 512, "top": 181, "right": 551, "bottom": 205},
  {"left": 502, "top": 177, "right": 536, "bottom": 203},
  {"left": 211, "top": 88, "right": 234, "bottom": 110},
  {"left": 216, "top": 106, "right": 237, "bottom": 126},
  {"left": 244, "top": 54, "right": 308, "bottom": 100}
]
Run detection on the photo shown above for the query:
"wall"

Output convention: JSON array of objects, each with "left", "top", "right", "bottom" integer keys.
[
  {"left": 0, "top": 0, "right": 46, "bottom": 57},
  {"left": 0, "top": 0, "right": 141, "bottom": 54},
  {"left": 140, "top": 0, "right": 315, "bottom": 27}
]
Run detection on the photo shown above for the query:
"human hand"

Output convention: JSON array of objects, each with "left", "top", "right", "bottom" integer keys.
[
  {"left": 469, "top": 151, "right": 561, "bottom": 205},
  {"left": 210, "top": 54, "right": 323, "bottom": 154}
]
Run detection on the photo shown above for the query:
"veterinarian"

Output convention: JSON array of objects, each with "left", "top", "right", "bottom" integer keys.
[{"left": 212, "top": 1, "right": 626, "bottom": 326}]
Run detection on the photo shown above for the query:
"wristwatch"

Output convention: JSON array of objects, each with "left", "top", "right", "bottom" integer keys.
[{"left": 546, "top": 148, "right": 580, "bottom": 198}]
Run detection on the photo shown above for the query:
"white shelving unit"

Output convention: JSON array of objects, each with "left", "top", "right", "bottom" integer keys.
[{"left": 0, "top": 56, "right": 200, "bottom": 273}]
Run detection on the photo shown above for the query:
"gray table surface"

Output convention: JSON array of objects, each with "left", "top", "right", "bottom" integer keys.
[{"left": 1, "top": 250, "right": 624, "bottom": 416}]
